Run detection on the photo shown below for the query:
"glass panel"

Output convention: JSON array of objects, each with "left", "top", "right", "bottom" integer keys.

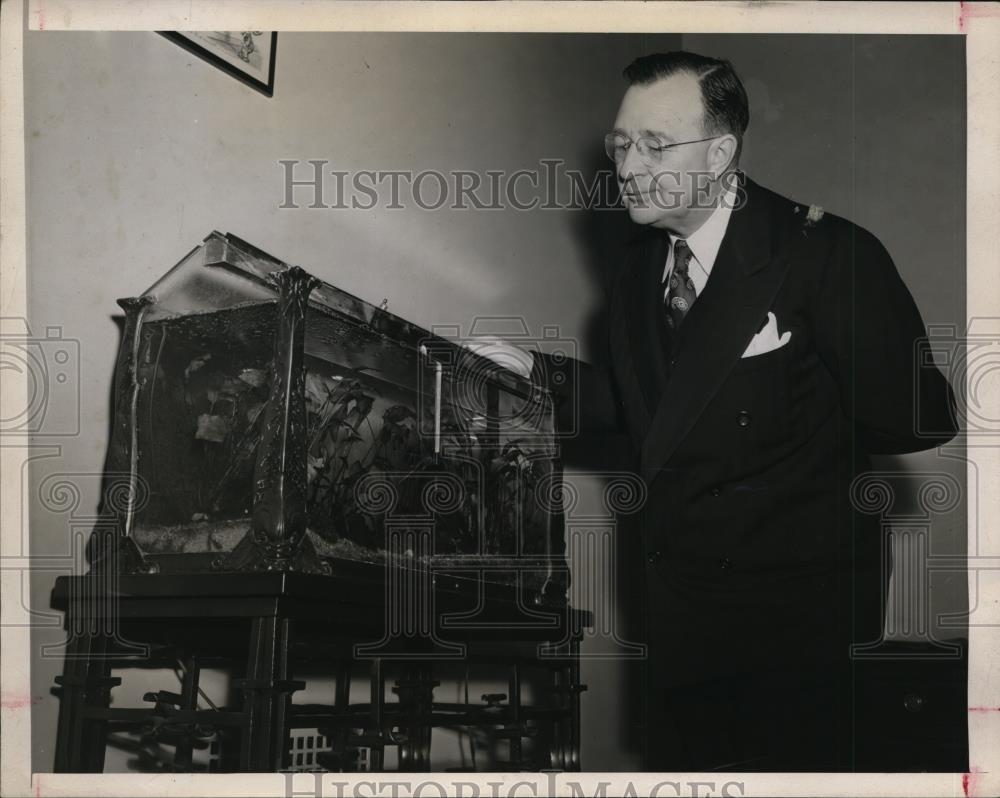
[
  {"left": 130, "top": 301, "right": 276, "bottom": 556},
  {"left": 303, "top": 306, "right": 436, "bottom": 562},
  {"left": 143, "top": 236, "right": 277, "bottom": 322},
  {"left": 444, "top": 364, "right": 558, "bottom": 559},
  {"left": 302, "top": 308, "right": 559, "bottom": 578}
]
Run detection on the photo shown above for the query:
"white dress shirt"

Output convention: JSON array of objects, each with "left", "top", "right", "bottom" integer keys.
[{"left": 661, "top": 189, "right": 737, "bottom": 300}]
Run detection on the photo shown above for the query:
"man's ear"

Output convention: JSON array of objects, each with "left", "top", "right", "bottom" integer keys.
[{"left": 708, "top": 134, "right": 738, "bottom": 177}]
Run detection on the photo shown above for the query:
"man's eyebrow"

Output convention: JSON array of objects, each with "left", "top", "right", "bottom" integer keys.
[{"left": 611, "top": 127, "right": 671, "bottom": 139}]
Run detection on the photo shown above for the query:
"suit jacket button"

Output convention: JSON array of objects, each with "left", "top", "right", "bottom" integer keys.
[
  {"left": 710, "top": 486, "right": 721, "bottom": 497},
  {"left": 720, "top": 557, "right": 732, "bottom": 570},
  {"left": 647, "top": 550, "right": 662, "bottom": 564},
  {"left": 737, "top": 410, "right": 751, "bottom": 428}
]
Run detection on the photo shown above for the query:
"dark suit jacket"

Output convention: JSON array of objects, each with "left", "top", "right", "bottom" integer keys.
[{"left": 544, "top": 174, "right": 958, "bottom": 689}]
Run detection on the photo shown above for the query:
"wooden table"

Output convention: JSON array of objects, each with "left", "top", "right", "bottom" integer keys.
[{"left": 50, "top": 567, "right": 590, "bottom": 773}]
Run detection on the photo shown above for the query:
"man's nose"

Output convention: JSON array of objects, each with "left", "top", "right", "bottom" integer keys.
[{"left": 617, "top": 142, "right": 646, "bottom": 186}]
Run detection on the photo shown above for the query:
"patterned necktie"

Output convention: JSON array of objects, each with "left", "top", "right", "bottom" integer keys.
[{"left": 664, "top": 238, "right": 698, "bottom": 330}]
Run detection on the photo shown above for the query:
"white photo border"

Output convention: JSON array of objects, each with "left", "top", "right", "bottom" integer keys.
[{"left": 2, "top": 2, "right": 997, "bottom": 796}]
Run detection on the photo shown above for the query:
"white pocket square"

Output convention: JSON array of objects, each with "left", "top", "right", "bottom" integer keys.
[{"left": 742, "top": 312, "right": 792, "bottom": 358}]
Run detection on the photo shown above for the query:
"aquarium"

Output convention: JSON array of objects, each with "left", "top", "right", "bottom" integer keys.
[{"left": 94, "top": 232, "right": 567, "bottom": 597}]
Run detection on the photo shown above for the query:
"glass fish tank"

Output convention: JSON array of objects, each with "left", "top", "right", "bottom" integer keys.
[{"left": 93, "top": 232, "right": 567, "bottom": 598}]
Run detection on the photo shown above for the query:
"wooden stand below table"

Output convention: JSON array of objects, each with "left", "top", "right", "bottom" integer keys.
[{"left": 50, "top": 568, "right": 589, "bottom": 773}]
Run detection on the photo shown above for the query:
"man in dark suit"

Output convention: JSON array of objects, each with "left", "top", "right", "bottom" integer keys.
[{"left": 548, "top": 51, "right": 959, "bottom": 772}]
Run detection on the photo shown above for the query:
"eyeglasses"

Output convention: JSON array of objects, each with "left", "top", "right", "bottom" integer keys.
[{"left": 604, "top": 133, "right": 720, "bottom": 165}]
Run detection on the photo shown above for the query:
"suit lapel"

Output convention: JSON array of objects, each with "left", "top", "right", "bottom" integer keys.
[
  {"left": 638, "top": 176, "right": 794, "bottom": 479},
  {"left": 633, "top": 233, "right": 672, "bottom": 409},
  {"left": 609, "top": 232, "right": 668, "bottom": 451}
]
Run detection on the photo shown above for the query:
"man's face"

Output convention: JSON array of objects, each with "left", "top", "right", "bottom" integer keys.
[{"left": 611, "top": 72, "right": 716, "bottom": 231}]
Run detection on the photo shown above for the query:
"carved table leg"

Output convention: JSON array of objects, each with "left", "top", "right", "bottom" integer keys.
[
  {"left": 545, "top": 658, "right": 582, "bottom": 772},
  {"left": 369, "top": 658, "right": 385, "bottom": 771},
  {"left": 236, "top": 617, "right": 303, "bottom": 771},
  {"left": 394, "top": 663, "right": 437, "bottom": 772},
  {"left": 172, "top": 654, "right": 202, "bottom": 770},
  {"left": 568, "top": 639, "right": 583, "bottom": 771},
  {"left": 53, "top": 632, "right": 89, "bottom": 772},
  {"left": 53, "top": 632, "right": 120, "bottom": 772},
  {"left": 509, "top": 663, "right": 523, "bottom": 768}
]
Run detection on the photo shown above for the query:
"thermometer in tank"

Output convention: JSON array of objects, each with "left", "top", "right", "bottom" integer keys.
[
  {"left": 419, "top": 344, "right": 443, "bottom": 456},
  {"left": 434, "top": 361, "right": 442, "bottom": 455}
]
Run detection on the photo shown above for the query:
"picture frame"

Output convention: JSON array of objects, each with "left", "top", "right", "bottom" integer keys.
[{"left": 159, "top": 31, "right": 277, "bottom": 97}]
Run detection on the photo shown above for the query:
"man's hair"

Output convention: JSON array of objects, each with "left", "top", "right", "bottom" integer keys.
[{"left": 623, "top": 51, "right": 750, "bottom": 166}]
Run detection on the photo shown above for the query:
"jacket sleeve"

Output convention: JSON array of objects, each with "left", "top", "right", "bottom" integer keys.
[
  {"left": 813, "top": 222, "right": 959, "bottom": 454},
  {"left": 531, "top": 350, "right": 635, "bottom": 470}
]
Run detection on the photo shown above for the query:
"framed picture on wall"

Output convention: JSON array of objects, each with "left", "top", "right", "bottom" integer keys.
[{"left": 159, "top": 31, "right": 277, "bottom": 96}]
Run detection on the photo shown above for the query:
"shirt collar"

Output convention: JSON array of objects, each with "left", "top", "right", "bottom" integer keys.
[{"left": 668, "top": 186, "right": 736, "bottom": 275}]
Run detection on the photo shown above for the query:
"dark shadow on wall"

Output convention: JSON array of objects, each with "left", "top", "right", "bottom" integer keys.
[
  {"left": 29, "top": 313, "right": 125, "bottom": 772},
  {"left": 570, "top": 147, "right": 635, "bottom": 369}
]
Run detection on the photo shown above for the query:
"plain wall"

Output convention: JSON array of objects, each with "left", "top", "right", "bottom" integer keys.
[{"left": 24, "top": 32, "right": 965, "bottom": 772}]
